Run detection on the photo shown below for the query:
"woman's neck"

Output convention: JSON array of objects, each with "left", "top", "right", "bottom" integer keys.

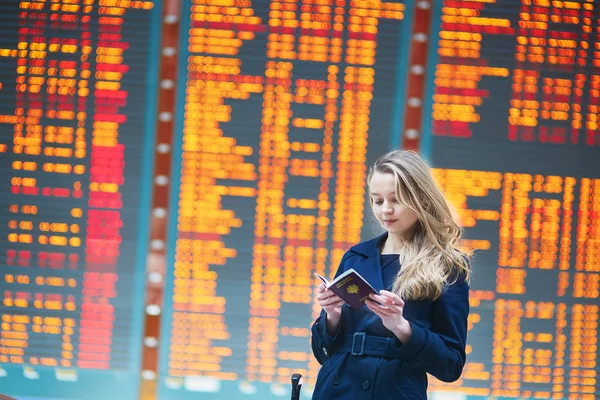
[{"left": 382, "top": 233, "right": 408, "bottom": 254}]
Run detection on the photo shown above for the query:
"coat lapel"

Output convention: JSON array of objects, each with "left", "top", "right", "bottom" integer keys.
[{"left": 348, "top": 233, "right": 386, "bottom": 292}]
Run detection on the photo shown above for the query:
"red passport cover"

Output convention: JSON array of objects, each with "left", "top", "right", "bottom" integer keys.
[{"left": 315, "top": 268, "right": 379, "bottom": 308}]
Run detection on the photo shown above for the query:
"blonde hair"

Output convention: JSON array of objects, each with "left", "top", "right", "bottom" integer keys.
[{"left": 368, "top": 150, "right": 470, "bottom": 300}]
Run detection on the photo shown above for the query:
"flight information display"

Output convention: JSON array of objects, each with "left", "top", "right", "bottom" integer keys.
[
  {"left": 0, "top": 0, "right": 160, "bottom": 399},
  {"left": 422, "top": 0, "right": 600, "bottom": 399},
  {"left": 158, "top": 0, "right": 413, "bottom": 398}
]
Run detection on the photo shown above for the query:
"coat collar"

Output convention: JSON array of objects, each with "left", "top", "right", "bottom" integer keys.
[
  {"left": 347, "top": 232, "right": 388, "bottom": 291},
  {"left": 349, "top": 232, "right": 388, "bottom": 257}
]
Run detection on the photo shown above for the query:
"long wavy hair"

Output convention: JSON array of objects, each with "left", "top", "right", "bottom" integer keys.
[{"left": 368, "top": 150, "right": 470, "bottom": 300}]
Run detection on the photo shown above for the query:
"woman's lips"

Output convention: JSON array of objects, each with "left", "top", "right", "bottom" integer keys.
[{"left": 382, "top": 219, "right": 397, "bottom": 226}]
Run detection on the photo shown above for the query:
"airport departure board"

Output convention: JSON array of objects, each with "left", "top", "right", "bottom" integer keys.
[
  {"left": 422, "top": 1, "right": 600, "bottom": 399},
  {"left": 0, "top": 0, "right": 160, "bottom": 399},
  {"left": 158, "top": 0, "right": 413, "bottom": 398}
]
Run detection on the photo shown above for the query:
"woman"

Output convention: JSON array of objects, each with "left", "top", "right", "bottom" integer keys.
[{"left": 311, "top": 150, "right": 470, "bottom": 399}]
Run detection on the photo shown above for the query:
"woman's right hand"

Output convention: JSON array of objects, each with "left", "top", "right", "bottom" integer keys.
[{"left": 317, "top": 284, "right": 344, "bottom": 335}]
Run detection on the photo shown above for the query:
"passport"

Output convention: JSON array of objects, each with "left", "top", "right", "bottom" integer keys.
[{"left": 315, "top": 268, "right": 380, "bottom": 308}]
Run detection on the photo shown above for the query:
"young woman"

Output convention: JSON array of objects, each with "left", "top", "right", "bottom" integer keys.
[{"left": 311, "top": 150, "right": 470, "bottom": 399}]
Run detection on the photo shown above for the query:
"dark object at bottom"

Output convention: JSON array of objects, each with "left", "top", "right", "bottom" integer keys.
[{"left": 291, "top": 373, "right": 303, "bottom": 400}]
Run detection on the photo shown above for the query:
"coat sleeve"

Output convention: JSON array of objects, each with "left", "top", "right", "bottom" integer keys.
[
  {"left": 393, "top": 273, "right": 470, "bottom": 382},
  {"left": 310, "top": 251, "right": 353, "bottom": 365}
]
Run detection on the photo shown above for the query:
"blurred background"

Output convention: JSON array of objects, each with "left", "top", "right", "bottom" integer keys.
[{"left": 0, "top": 0, "right": 598, "bottom": 399}]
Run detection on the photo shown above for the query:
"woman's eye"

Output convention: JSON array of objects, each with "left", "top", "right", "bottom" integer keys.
[{"left": 374, "top": 201, "right": 383, "bottom": 205}]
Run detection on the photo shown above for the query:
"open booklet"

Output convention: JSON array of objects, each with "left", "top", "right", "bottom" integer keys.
[{"left": 315, "top": 268, "right": 379, "bottom": 308}]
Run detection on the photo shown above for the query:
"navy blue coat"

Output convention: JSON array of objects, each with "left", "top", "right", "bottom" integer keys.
[{"left": 311, "top": 234, "right": 470, "bottom": 399}]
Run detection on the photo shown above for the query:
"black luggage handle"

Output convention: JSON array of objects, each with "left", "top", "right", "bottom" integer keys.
[{"left": 291, "top": 373, "right": 303, "bottom": 400}]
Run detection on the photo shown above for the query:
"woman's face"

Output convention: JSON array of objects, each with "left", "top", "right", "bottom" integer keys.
[{"left": 369, "top": 172, "right": 419, "bottom": 238}]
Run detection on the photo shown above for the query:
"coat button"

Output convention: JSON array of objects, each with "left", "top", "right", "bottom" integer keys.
[
  {"left": 412, "top": 362, "right": 422, "bottom": 370},
  {"left": 362, "top": 380, "right": 370, "bottom": 390},
  {"left": 333, "top": 375, "right": 341, "bottom": 385}
]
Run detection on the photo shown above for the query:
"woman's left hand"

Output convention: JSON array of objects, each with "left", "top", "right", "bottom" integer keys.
[{"left": 366, "top": 290, "right": 413, "bottom": 343}]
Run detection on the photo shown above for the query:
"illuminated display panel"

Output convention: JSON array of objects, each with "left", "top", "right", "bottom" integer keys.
[
  {"left": 0, "top": 0, "right": 159, "bottom": 399},
  {"left": 159, "top": 0, "right": 413, "bottom": 398},
  {"left": 422, "top": 1, "right": 600, "bottom": 399}
]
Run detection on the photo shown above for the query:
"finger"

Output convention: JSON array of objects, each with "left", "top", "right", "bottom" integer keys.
[
  {"left": 321, "top": 297, "right": 344, "bottom": 307},
  {"left": 326, "top": 300, "right": 345, "bottom": 308},
  {"left": 317, "top": 291, "right": 339, "bottom": 302},
  {"left": 365, "top": 300, "right": 379, "bottom": 315},
  {"left": 369, "top": 293, "right": 396, "bottom": 307},
  {"left": 379, "top": 290, "right": 404, "bottom": 306},
  {"left": 369, "top": 294, "right": 403, "bottom": 315},
  {"left": 372, "top": 294, "right": 403, "bottom": 311},
  {"left": 318, "top": 284, "right": 326, "bottom": 292},
  {"left": 366, "top": 300, "right": 390, "bottom": 317},
  {"left": 374, "top": 301, "right": 392, "bottom": 314},
  {"left": 320, "top": 295, "right": 340, "bottom": 305},
  {"left": 316, "top": 292, "right": 329, "bottom": 301},
  {"left": 375, "top": 291, "right": 398, "bottom": 304},
  {"left": 320, "top": 294, "right": 343, "bottom": 305},
  {"left": 317, "top": 290, "right": 335, "bottom": 299},
  {"left": 366, "top": 299, "right": 391, "bottom": 315},
  {"left": 324, "top": 291, "right": 342, "bottom": 301}
]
